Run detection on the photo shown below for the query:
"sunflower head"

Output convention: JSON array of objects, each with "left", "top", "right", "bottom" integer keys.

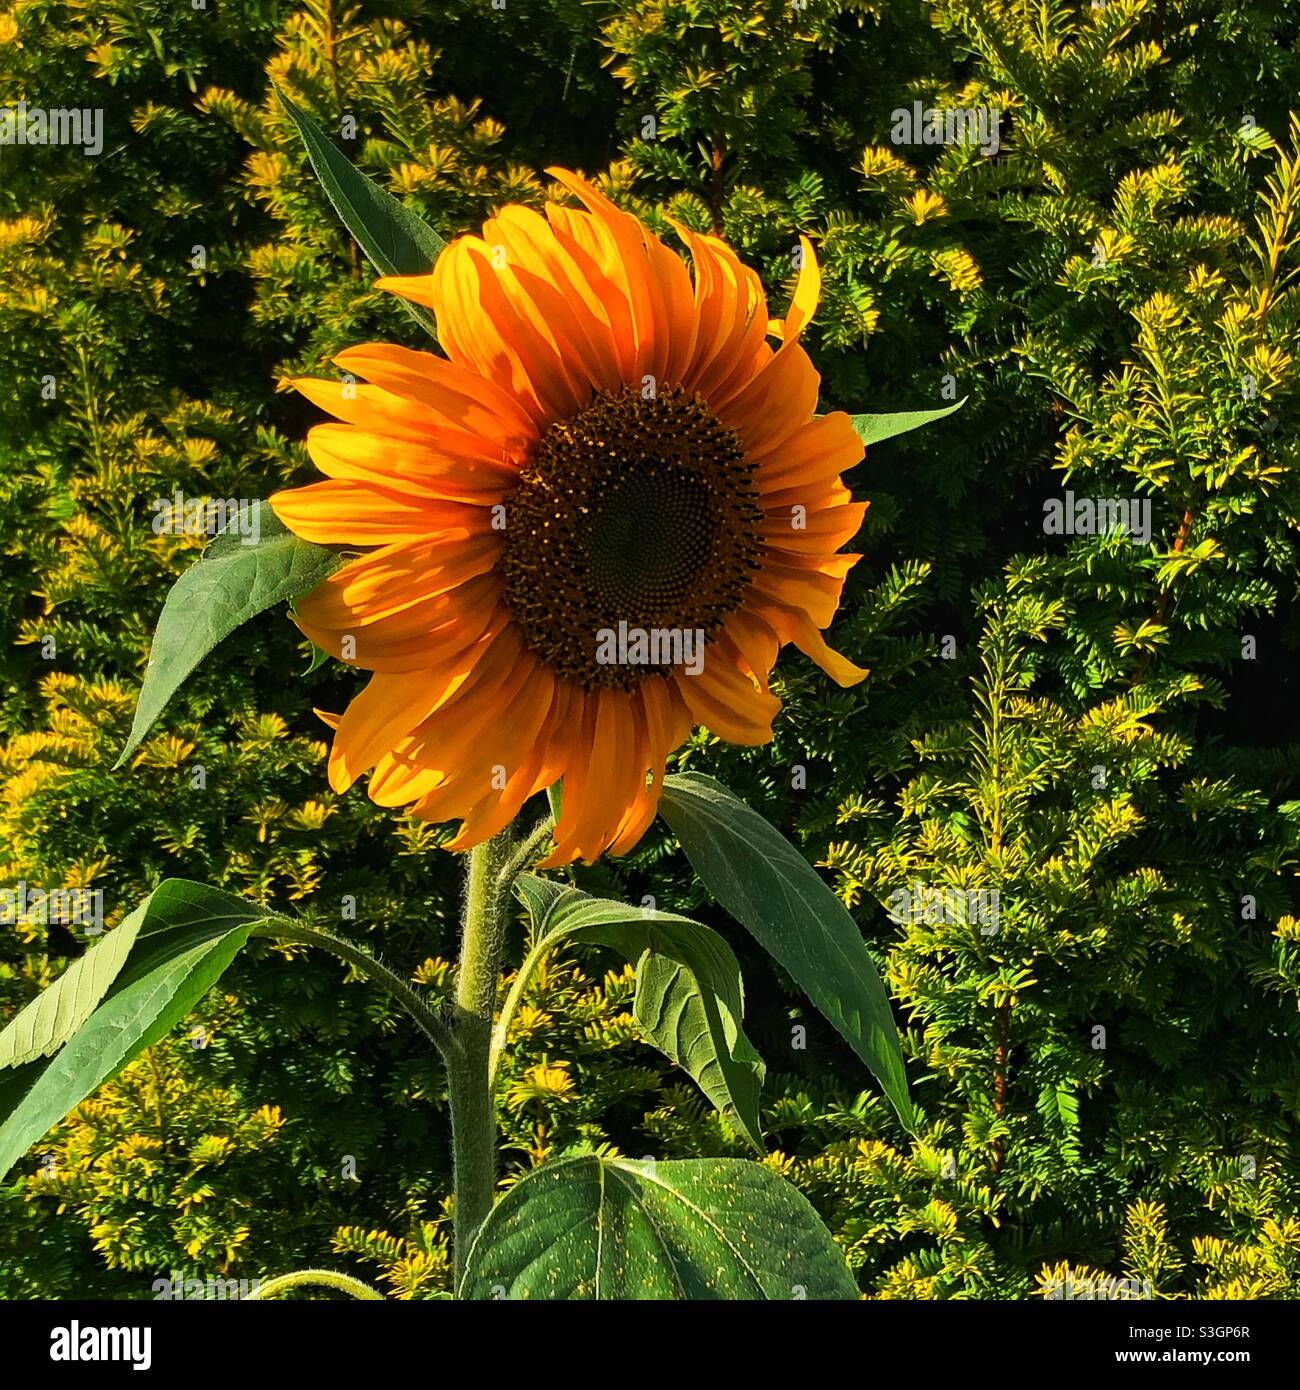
[{"left": 271, "top": 169, "right": 868, "bottom": 865}]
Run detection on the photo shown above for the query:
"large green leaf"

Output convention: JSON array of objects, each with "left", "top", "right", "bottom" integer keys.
[
  {"left": 659, "top": 772, "right": 913, "bottom": 1130},
  {"left": 634, "top": 952, "right": 765, "bottom": 1152},
  {"left": 114, "top": 503, "right": 341, "bottom": 767},
  {"left": 0, "top": 881, "right": 276, "bottom": 1180},
  {"left": 460, "top": 1154, "right": 859, "bottom": 1300},
  {"left": 509, "top": 876, "right": 764, "bottom": 1149},
  {"left": 276, "top": 87, "right": 444, "bottom": 336},
  {"left": 850, "top": 397, "right": 966, "bottom": 446}
]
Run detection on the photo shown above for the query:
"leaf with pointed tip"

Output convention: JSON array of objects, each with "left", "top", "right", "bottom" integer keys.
[
  {"left": 302, "top": 640, "right": 331, "bottom": 675},
  {"left": 276, "top": 87, "right": 444, "bottom": 336},
  {"left": 513, "top": 872, "right": 569, "bottom": 930},
  {"left": 115, "top": 503, "right": 341, "bottom": 768},
  {"left": 634, "top": 951, "right": 764, "bottom": 1151},
  {"left": 850, "top": 397, "right": 966, "bottom": 446},
  {"left": 510, "top": 877, "right": 764, "bottom": 1149},
  {"left": 659, "top": 773, "right": 913, "bottom": 1130}
]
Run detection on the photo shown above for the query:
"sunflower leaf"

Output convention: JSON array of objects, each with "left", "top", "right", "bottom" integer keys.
[
  {"left": 508, "top": 877, "right": 764, "bottom": 1148},
  {"left": 459, "top": 1154, "right": 859, "bottom": 1300},
  {"left": 659, "top": 772, "right": 914, "bottom": 1131},
  {"left": 302, "top": 639, "right": 332, "bottom": 675},
  {"left": 276, "top": 87, "right": 444, "bottom": 337},
  {"left": 0, "top": 880, "right": 275, "bottom": 1181},
  {"left": 633, "top": 950, "right": 765, "bottom": 1151},
  {"left": 115, "top": 502, "right": 340, "bottom": 768},
  {"left": 850, "top": 397, "right": 967, "bottom": 446},
  {"left": 513, "top": 872, "right": 569, "bottom": 932}
]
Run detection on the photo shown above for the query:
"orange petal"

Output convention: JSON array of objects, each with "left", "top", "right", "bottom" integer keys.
[
  {"left": 396, "top": 651, "right": 548, "bottom": 818},
  {"left": 674, "top": 637, "right": 780, "bottom": 745},
  {"left": 546, "top": 690, "right": 637, "bottom": 864},
  {"left": 544, "top": 205, "right": 640, "bottom": 381},
  {"left": 296, "top": 534, "right": 501, "bottom": 632},
  {"left": 715, "top": 342, "right": 820, "bottom": 458},
  {"left": 442, "top": 673, "right": 567, "bottom": 848},
  {"left": 295, "top": 580, "right": 506, "bottom": 674},
  {"left": 751, "top": 556, "right": 854, "bottom": 628},
  {"left": 291, "top": 377, "right": 481, "bottom": 451},
  {"left": 604, "top": 697, "right": 654, "bottom": 856},
  {"left": 374, "top": 273, "right": 437, "bottom": 309},
  {"left": 761, "top": 501, "right": 869, "bottom": 555},
  {"left": 753, "top": 411, "right": 865, "bottom": 493},
  {"left": 486, "top": 205, "right": 626, "bottom": 393},
  {"left": 672, "top": 225, "right": 771, "bottom": 405},
  {"left": 432, "top": 236, "right": 589, "bottom": 424},
  {"left": 305, "top": 424, "right": 516, "bottom": 505},
  {"left": 333, "top": 343, "right": 537, "bottom": 446},
  {"left": 545, "top": 169, "right": 685, "bottom": 382},
  {"left": 780, "top": 236, "right": 821, "bottom": 345},
  {"left": 536, "top": 675, "right": 692, "bottom": 867},
  {"left": 759, "top": 476, "right": 854, "bottom": 513},
  {"left": 270, "top": 481, "right": 492, "bottom": 546},
  {"left": 710, "top": 236, "right": 820, "bottom": 416},
  {"left": 327, "top": 633, "right": 499, "bottom": 793},
  {"left": 605, "top": 676, "right": 691, "bottom": 856},
  {"left": 757, "top": 601, "right": 869, "bottom": 687},
  {"left": 721, "top": 608, "right": 781, "bottom": 693}
]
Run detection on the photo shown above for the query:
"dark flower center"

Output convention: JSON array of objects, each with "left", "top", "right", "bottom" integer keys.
[{"left": 501, "top": 385, "right": 762, "bottom": 690}]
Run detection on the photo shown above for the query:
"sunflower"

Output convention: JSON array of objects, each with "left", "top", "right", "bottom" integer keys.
[{"left": 270, "top": 169, "right": 868, "bottom": 866}]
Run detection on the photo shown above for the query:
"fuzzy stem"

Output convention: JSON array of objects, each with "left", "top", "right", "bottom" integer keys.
[
  {"left": 251, "top": 919, "right": 452, "bottom": 1056},
  {"left": 246, "top": 1269, "right": 383, "bottom": 1301},
  {"left": 495, "top": 813, "right": 554, "bottom": 891},
  {"left": 448, "top": 829, "right": 512, "bottom": 1288}
]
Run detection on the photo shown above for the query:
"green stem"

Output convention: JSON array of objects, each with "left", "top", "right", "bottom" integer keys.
[
  {"left": 488, "top": 934, "right": 548, "bottom": 1095},
  {"left": 246, "top": 1268, "right": 383, "bottom": 1301},
  {"left": 495, "top": 813, "right": 554, "bottom": 891},
  {"left": 448, "top": 829, "right": 513, "bottom": 1288},
  {"left": 252, "top": 919, "right": 452, "bottom": 1056}
]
